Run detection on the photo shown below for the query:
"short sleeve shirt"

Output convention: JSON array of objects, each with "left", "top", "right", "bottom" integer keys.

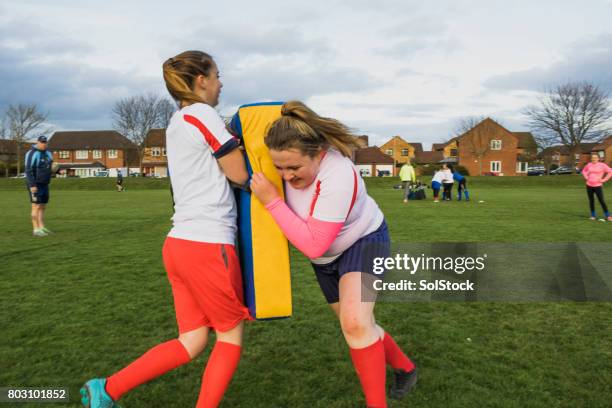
[
  {"left": 285, "top": 149, "right": 384, "bottom": 264},
  {"left": 166, "top": 103, "right": 239, "bottom": 244}
]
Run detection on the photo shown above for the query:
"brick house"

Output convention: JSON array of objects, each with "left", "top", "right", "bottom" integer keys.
[
  {"left": 414, "top": 150, "right": 444, "bottom": 166},
  {"left": 453, "top": 118, "right": 536, "bottom": 176},
  {"left": 591, "top": 136, "right": 612, "bottom": 165},
  {"left": 432, "top": 139, "right": 459, "bottom": 160},
  {"left": 141, "top": 128, "right": 168, "bottom": 177},
  {"left": 409, "top": 118, "right": 536, "bottom": 176},
  {"left": 354, "top": 147, "right": 394, "bottom": 177},
  {"left": 379, "top": 136, "right": 423, "bottom": 175},
  {"left": 48, "top": 130, "right": 138, "bottom": 177},
  {"left": 538, "top": 143, "right": 599, "bottom": 170}
]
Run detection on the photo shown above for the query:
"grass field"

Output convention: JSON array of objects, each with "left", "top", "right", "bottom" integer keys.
[{"left": 1, "top": 176, "right": 611, "bottom": 407}]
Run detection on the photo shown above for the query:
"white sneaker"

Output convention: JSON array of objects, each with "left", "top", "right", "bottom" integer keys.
[{"left": 33, "top": 229, "right": 48, "bottom": 237}]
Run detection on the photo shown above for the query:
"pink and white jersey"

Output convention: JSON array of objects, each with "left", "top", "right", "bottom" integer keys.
[
  {"left": 166, "top": 103, "right": 239, "bottom": 244},
  {"left": 285, "top": 149, "right": 384, "bottom": 264}
]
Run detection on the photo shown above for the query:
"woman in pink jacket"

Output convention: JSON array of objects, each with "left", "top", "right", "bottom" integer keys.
[{"left": 581, "top": 153, "right": 612, "bottom": 221}]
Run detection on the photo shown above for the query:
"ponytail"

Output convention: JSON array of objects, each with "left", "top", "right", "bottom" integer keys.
[
  {"left": 162, "top": 51, "right": 214, "bottom": 106},
  {"left": 265, "top": 101, "right": 363, "bottom": 157}
]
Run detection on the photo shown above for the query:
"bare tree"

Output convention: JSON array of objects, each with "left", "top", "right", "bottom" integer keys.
[
  {"left": 5, "top": 104, "right": 49, "bottom": 175},
  {"left": 0, "top": 117, "right": 7, "bottom": 177},
  {"left": 158, "top": 98, "right": 177, "bottom": 128},
  {"left": 0, "top": 116, "right": 6, "bottom": 139},
  {"left": 524, "top": 81, "right": 612, "bottom": 163},
  {"left": 112, "top": 94, "right": 171, "bottom": 175},
  {"left": 453, "top": 116, "right": 485, "bottom": 138}
]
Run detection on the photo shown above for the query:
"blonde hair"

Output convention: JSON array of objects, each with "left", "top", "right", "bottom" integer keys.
[
  {"left": 162, "top": 50, "right": 214, "bottom": 106},
  {"left": 265, "top": 101, "right": 363, "bottom": 157}
]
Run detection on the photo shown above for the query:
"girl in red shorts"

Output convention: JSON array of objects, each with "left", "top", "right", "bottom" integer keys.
[{"left": 81, "top": 50, "right": 252, "bottom": 408}]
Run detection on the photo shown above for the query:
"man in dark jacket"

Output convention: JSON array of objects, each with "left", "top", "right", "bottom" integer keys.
[{"left": 25, "top": 135, "right": 53, "bottom": 236}]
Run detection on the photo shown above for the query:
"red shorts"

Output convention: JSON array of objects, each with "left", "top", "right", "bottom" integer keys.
[{"left": 162, "top": 237, "right": 252, "bottom": 333}]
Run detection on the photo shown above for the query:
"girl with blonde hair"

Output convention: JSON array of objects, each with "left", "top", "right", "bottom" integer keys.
[
  {"left": 251, "top": 101, "right": 417, "bottom": 408},
  {"left": 80, "top": 50, "right": 251, "bottom": 408}
]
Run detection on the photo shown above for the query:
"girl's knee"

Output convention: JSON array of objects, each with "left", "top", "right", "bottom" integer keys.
[
  {"left": 215, "top": 322, "right": 244, "bottom": 346},
  {"left": 178, "top": 329, "right": 209, "bottom": 358},
  {"left": 340, "top": 314, "right": 370, "bottom": 339}
]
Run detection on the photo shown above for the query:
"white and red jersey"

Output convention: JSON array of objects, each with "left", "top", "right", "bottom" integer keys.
[
  {"left": 285, "top": 149, "right": 384, "bottom": 264},
  {"left": 166, "top": 103, "right": 239, "bottom": 244}
]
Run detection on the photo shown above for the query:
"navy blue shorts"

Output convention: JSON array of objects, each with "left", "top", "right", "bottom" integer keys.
[
  {"left": 312, "top": 220, "right": 390, "bottom": 304},
  {"left": 27, "top": 184, "right": 49, "bottom": 204}
]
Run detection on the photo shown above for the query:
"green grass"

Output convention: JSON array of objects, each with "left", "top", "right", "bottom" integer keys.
[{"left": 0, "top": 176, "right": 611, "bottom": 407}]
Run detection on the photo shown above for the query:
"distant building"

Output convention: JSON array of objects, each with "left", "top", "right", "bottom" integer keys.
[
  {"left": 414, "top": 150, "right": 445, "bottom": 165},
  {"left": 142, "top": 128, "right": 168, "bottom": 177},
  {"left": 591, "top": 136, "right": 612, "bottom": 165},
  {"left": 354, "top": 147, "right": 394, "bottom": 177},
  {"left": 383, "top": 118, "right": 537, "bottom": 176},
  {"left": 49, "top": 130, "right": 138, "bottom": 177},
  {"left": 379, "top": 136, "right": 423, "bottom": 175},
  {"left": 538, "top": 143, "right": 600, "bottom": 170}
]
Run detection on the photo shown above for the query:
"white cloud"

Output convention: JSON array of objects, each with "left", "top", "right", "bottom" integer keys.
[
  {"left": 1, "top": 0, "right": 612, "bottom": 146},
  {"left": 483, "top": 33, "right": 612, "bottom": 93}
]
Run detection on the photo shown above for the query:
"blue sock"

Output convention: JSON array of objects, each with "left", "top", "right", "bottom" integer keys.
[
  {"left": 591, "top": 211, "right": 596, "bottom": 217},
  {"left": 465, "top": 191, "right": 470, "bottom": 200},
  {"left": 606, "top": 212, "right": 610, "bottom": 218}
]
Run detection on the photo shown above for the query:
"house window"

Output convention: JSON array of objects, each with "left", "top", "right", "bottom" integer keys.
[
  {"left": 401, "top": 148, "right": 409, "bottom": 156},
  {"left": 490, "top": 140, "right": 502, "bottom": 150},
  {"left": 598, "top": 151, "right": 604, "bottom": 158},
  {"left": 552, "top": 154, "right": 560, "bottom": 161},
  {"left": 516, "top": 162, "right": 528, "bottom": 173},
  {"left": 152, "top": 147, "right": 161, "bottom": 157},
  {"left": 76, "top": 150, "right": 88, "bottom": 159},
  {"left": 108, "top": 149, "right": 118, "bottom": 159},
  {"left": 491, "top": 161, "right": 501, "bottom": 172},
  {"left": 75, "top": 168, "right": 88, "bottom": 177},
  {"left": 162, "top": 148, "right": 167, "bottom": 157},
  {"left": 385, "top": 149, "right": 393, "bottom": 156},
  {"left": 59, "top": 151, "right": 69, "bottom": 159},
  {"left": 450, "top": 148, "right": 458, "bottom": 157},
  {"left": 93, "top": 150, "right": 102, "bottom": 159},
  {"left": 574, "top": 153, "right": 580, "bottom": 159}
]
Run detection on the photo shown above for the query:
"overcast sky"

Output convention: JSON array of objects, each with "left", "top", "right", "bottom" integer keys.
[{"left": 1, "top": 0, "right": 611, "bottom": 148}]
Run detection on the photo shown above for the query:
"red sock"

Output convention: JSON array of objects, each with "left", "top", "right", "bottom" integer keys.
[
  {"left": 383, "top": 332, "right": 415, "bottom": 372},
  {"left": 105, "top": 339, "right": 191, "bottom": 401},
  {"left": 196, "top": 341, "right": 242, "bottom": 408},
  {"left": 349, "top": 339, "right": 387, "bottom": 408}
]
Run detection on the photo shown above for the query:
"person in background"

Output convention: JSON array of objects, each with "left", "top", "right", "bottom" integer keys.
[
  {"left": 431, "top": 169, "right": 445, "bottom": 203},
  {"left": 25, "top": 135, "right": 54, "bottom": 237},
  {"left": 449, "top": 164, "right": 469, "bottom": 201},
  {"left": 116, "top": 170, "right": 124, "bottom": 192},
  {"left": 581, "top": 153, "right": 612, "bottom": 221},
  {"left": 440, "top": 164, "right": 454, "bottom": 201},
  {"left": 399, "top": 160, "right": 416, "bottom": 203}
]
